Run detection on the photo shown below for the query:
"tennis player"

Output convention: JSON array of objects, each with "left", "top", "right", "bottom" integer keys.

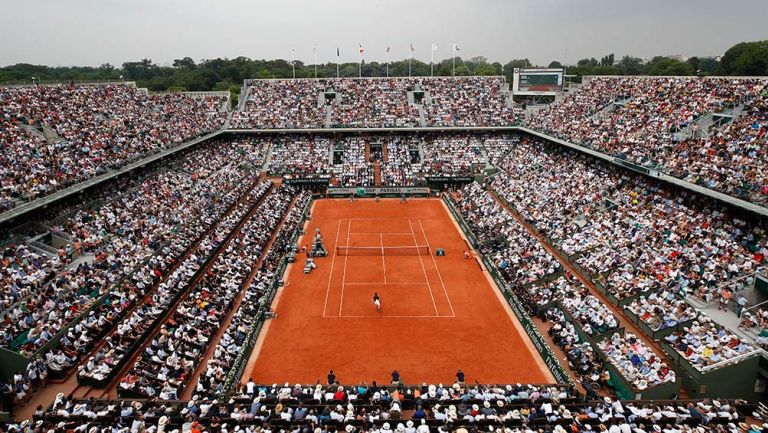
[{"left": 373, "top": 292, "right": 381, "bottom": 312}]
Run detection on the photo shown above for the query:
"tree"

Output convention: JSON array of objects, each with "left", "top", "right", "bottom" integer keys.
[
  {"left": 687, "top": 56, "right": 701, "bottom": 75},
  {"left": 577, "top": 58, "right": 599, "bottom": 68},
  {"left": 172, "top": 57, "right": 196, "bottom": 69},
  {"left": 645, "top": 56, "right": 695, "bottom": 76},
  {"left": 617, "top": 56, "right": 644, "bottom": 75},
  {"left": 721, "top": 40, "right": 768, "bottom": 76},
  {"left": 548, "top": 61, "right": 562, "bottom": 69},
  {"left": 122, "top": 59, "right": 157, "bottom": 80},
  {"left": 600, "top": 54, "right": 615, "bottom": 66},
  {"left": 454, "top": 65, "right": 471, "bottom": 76},
  {"left": 697, "top": 57, "right": 722, "bottom": 76},
  {"left": 475, "top": 63, "right": 497, "bottom": 76},
  {"left": 0, "top": 41, "right": 762, "bottom": 92}
]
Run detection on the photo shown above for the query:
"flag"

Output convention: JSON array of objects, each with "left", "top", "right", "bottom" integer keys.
[
  {"left": 431, "top": 43, "right": 438, "bottom": 52},
  {"left": 410, "top": 43, "right": 415, "bottom": 53},
  {"left": 336, "top": 47, "right": 340, "bottom": 58},
  {"left": 359, "top": 43, "right": 364, "bottom": 55},
  {"left": 291, "top": 47, "right": 296, "bottom": 59},
  {"left": 313, "top": 44, "right": 317, "bottom": 53},
  {"left": 453, "top": 44, "right": 460, "bottom": 52},
  {"left": 386, "top": 45, "right": 390, "bottom": 53}
]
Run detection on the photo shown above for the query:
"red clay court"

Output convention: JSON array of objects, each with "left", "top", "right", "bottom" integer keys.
[{"left": 244, "top": 198, "right": 552, "bottom": 385}]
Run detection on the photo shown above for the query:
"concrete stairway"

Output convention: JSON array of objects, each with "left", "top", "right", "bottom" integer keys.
[
  {"left": 324, "top": 106, "right": 332, "bottom": 127},
  {"left": 373, "top": 161, "right": 382, "bottom": 186},
  {"left": 42, "top": 125, "right": 63, "bottom": 143}
]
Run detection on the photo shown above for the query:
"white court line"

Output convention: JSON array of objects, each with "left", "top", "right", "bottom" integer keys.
[
  {"left": 322, "top": 219, "right": 343, "bottom": 317},
  {"left": 348, "top": 232, "right": 414, "bottom": 235},
  {"left": 418, "top": 218, "right": 456, "bottom": 317},
  {"left": 348, "top": 217, "right": 415, "bottom": 220},
  {"left": 408, "top": 218, "right": 440, "bottom": 316},
  {"left": 380, "top": 233, "right": 387, "bottom": 284},
  {"left": 334, "top": 315, "right": 454, "bottom": 318},
  {"left": 338, "top": 218, "right": 352, "bottom": 317},
  {"left": 344, "top": 282, "right": 426, "bottom": 285}
]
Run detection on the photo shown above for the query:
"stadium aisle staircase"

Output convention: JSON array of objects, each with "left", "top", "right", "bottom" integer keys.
[
  {"left": 382, "top": 143, "right": 388, "bottom": 162},
  {"left": 373, "top": 161, "right": 382, "bottom": 186},
  {"left": 365, "top": 142, "right": 371, "bottom": 162}
]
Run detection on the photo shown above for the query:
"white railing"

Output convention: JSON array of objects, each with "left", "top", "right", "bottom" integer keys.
[{"left": 698, "top": 348, "right": 764, "bottom": 373}]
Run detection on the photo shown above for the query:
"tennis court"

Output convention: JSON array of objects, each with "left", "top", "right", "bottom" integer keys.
[{"left": 243, "top": 198, "right": 552, "bottom": 385}]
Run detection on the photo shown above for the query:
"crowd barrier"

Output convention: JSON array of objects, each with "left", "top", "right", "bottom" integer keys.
[
  {"left": 660, "top": 340, "right": 763, "bottom": 399},
  {"left": 622, "top": 307, "right": 696, "bottom": 341},
  {"left": 328, "top": 186, "right": 432, "bottom": 198}
]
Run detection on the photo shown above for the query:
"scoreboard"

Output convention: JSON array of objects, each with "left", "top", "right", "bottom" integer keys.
[{"left": 512, "top": 68, "right": 564, "bottom": 96}]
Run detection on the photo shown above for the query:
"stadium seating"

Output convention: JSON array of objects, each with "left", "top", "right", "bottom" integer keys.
[
  {"left": 526, "top": 76, "right": 768, "bottom": 205},
  {"left": 117, "top": 185, "right": 295, "bottom": 400},
  {"left": 3, "top": 74, "right": 768, "bottom": 428},
  {"left": 26, "top": 383, "right": 751, "bottom": 433},
  {"left": 0, "top": 139, "right": 269, "bottom": 406},
  {"left": 0, "top": 83, "right": 227, "bottom": 210},
  {"left": 230, "top": 77, "right": 521, "bottom": 129},
  {"left": 488, "top": 138, "right": 764, "bottom": 374}
]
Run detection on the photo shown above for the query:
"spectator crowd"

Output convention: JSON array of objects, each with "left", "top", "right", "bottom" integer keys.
[
  {"left": 526, "top": 76, "right": 768, "bottom": 205},
  {"left": 1, "top": 83, "right": 227, "bottom": 211}
]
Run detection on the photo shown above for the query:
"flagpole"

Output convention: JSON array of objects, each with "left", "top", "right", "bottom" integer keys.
[
  {"left": 313, "top": 45, "right": 318, "bottom": 78},
  {"left": 336, "top": 46, "right": 340, "bottom": 78},
  {"left": 358, "top": 44, "right": 363, "bottom": 78},
  {"left": 430, "top": 44, "right": 434, "bottom": 77},
  {"left": 409, "top": 43, "right": 414, "bottom": 77},
  {"left": 386, "top": 49, "right": 390, "bottom": 78},
  {"left": 452, "top": 52, "right": 455, "bottom": 76}
]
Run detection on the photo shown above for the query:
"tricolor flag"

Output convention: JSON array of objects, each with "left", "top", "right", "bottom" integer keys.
[{"left": 359, "top": 43, "right": 365, "bottom": 55}]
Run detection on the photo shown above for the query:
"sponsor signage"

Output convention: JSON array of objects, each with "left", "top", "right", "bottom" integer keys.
[{"left": 329, "top": 186, "right": 431, "bottom": 196}]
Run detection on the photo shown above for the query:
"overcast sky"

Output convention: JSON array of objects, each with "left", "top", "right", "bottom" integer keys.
[{"left": 1, "top": 0, "right": 766, "bottom": 68}]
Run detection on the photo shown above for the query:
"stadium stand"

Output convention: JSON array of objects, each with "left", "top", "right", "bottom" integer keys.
[
  {"left": 488, "top": 137, "right": 765, "bottom": 397},
  {"left": 525, "top": 76, "right": 768, "bottom": 205},
  {"left": 2, "top": 74, "right": 768, "bottom": 429},
  {"left": 229, "top": 77, "right": 521, "bottom": 129},
  {"left": 328, "top": 78, "right": 421, "bottom": 128},
  {"left": 0, "top": 83, "right": 227, "bottom": 211},
  {"left": 25, "top": 384, "right": 756, "bottom": 433},
  {"left": 421, "top": 76, "right": 519, "bottom": 127},
  {"left": 0, "top": 138, "right": 268, "bottom": 407}
]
